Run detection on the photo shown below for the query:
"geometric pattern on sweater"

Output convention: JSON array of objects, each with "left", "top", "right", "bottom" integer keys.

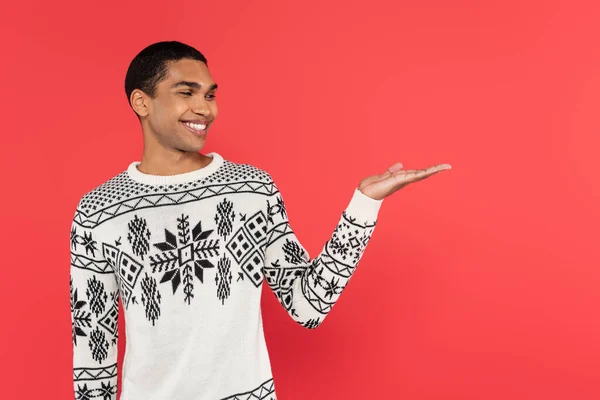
[
  {"left": 75, "top": 160, "right": 271, "bottom": 229},
  {"left": 70, "top": 273, "right": 119, "bottom": 351},
  {"left": 73, "top": 363, "right": 118, "bottom": 382},
  {"left": 74, "top": 376, "right": 118, "bottom": 400},
  {"left": 101, "top": 242, "right": 143, "bottom": 309},
  {"left": 73, "top": 363, "right": 119, "bottom": 400},
  {"left": 220, "top": 377, "right": 275, "bottom": 400},
  {"left": 264, "top": 221, "right": 294, "bottom": 247},
  {"left": 263, "top": 209, "right": 377, "bottom": 317},
  {"left": 70, "top": 225, "right": 113, "bottom": 275},
  {"left": 225, "top": 210, "right": 268, "bottom": 287},
  {"left": 263, "top": 263, "right": 304, "bottom": 312},
  {"left": 71, "top": 251, "right": 112, "bottom": 274},
  {"left": 74, "top": 180, "right": 273, "bottom": 229}
]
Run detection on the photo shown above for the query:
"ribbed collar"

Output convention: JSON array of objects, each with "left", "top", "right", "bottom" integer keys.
[{"left": 126, "top": 152, "right": 223, "bottom": 185}]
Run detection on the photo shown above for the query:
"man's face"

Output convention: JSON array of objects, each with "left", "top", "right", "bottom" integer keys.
[{"left": 141, "top": 58, "right": 218, "bottom": 152}]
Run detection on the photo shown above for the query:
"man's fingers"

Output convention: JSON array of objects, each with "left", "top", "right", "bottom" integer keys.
[
  {"left": 394, "top": 164, "right": 451, "bottom": 182},
  {"left": 362, "top": 163, "right": 450, "bottom": 189},
  {"left": 387, "top": 162, "right": 404, "bottom": 173}
]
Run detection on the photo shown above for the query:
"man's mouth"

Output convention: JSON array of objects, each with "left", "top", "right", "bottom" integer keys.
[{"left": 181, "top": 120, "right": 208, "bottom": 135}]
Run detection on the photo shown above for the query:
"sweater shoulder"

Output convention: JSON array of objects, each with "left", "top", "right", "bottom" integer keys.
[
  {"left": 223, "top": 158, "right": 273, "bottom": 182},
  {"left": 75, "top": 169, "right": 130, "bottom": 213}
]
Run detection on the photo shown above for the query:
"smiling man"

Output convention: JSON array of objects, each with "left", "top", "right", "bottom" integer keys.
[{"left": 69, "top": 41, "right": 451, "bottom": 400}]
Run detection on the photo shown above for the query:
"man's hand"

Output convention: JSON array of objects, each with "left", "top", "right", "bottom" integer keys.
[{"left": 358, "top": 162, "right": 452, "bottom": 200}]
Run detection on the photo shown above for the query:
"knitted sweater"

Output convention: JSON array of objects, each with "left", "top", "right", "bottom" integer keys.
[{"left": 69, "top": 152, "right": 383, "bottom": 400}]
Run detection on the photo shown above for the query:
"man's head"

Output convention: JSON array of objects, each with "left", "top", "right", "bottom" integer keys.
[{"left": 124, "top": 41, "right": 218, "bottom": 153}]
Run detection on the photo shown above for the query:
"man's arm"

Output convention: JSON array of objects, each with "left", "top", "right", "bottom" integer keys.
[
  {"left": 262, "top": 175, "right": 383, "bottom": 329},
  {"left": 70, "top": 201, "right": 120, "bottom": 399}
]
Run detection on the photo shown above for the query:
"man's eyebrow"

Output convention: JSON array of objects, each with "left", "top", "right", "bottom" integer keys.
[{"left": 171, "top": 81, "right": 218, "bottom": 90}]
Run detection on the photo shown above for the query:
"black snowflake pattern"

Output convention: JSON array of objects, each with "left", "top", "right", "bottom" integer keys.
[
  {"left": 215, "top": 198, "right": 236, "bottom": 240},
  {"left": 98, "top": 380, "right": 116, "bottom": 400},
  {"left": 266, "top": 195, "right": 286, "bottom": 224},
  {"left": 75, "top": 380, "right": 117, "bottom": 400},
  {"left": 71, "top": 226, "right": 98, "bottom": 257},
  {"left": 329, "top": 236, "right": 350, "bottom": 258},
  {"left": 70, "top": 275, "right": 91, "bottom": 346},
  {"left": 74, "top": 383, "right": 93, "bottom": 400},
  {"left": 127, "top": 214, "right": 151, "bottom": 260},
  {"left": 140, "top": 272, "right": 161, "bottom": 326},
  {"left": 150, "top": 213, "right": 220, "bottom": 304},
  {"left": 88, "top": 326, "right": 109, "bottom": 363},
  {"left": 282, "top": 238, "right": 307, "bottom": 265},
  {"left": 86, "top": 275, "right": 108, "bottom": 317},
  {"left": 320, "top": 276, "right": 344, "bottom": 299},
  {"left": 215, "top": 255, "right": 232, "bottom": 305}
]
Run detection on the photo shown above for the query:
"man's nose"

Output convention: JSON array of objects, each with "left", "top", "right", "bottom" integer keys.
[{"left": 191, "top": 96, "right": 211, "bottom": 115}]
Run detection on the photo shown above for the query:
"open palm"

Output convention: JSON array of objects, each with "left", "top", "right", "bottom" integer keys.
[{"left": 358, "top": 162, "right": 452, "bottom": 200}]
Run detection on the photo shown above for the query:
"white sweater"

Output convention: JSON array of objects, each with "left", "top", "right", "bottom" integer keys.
[{"left": 70, "top": 152, "right": 383, "bottom": 400}]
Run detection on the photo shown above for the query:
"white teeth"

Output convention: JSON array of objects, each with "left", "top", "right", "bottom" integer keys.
[{"left": 183, "top": 122, "right": 206, "bottom": 130}]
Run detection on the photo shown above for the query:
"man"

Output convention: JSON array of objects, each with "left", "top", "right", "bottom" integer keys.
[{"left": 69, "top": 40, "right": 451, "bottom": 400}]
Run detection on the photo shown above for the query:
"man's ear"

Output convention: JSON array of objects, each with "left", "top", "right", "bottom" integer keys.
[{"left": 130, "top": 89, "right": 150, "bottom": 117}]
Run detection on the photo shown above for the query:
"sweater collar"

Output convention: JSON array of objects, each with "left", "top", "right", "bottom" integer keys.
[{"left": 126, "top": 152, "right": 223, "bottom": 185}]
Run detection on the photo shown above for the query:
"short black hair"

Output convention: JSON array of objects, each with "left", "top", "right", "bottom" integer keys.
[{"left": 124, "top": 41, "right": 208, "bottom": 112}]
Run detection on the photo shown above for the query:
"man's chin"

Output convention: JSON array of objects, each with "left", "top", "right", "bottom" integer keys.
[{"left": 186, "top": 139, "right": 207, "bottom": 153}]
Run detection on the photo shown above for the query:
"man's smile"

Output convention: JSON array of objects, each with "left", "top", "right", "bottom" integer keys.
[{"left": 181, "top": 120, "right": 208, "bottom": 136}]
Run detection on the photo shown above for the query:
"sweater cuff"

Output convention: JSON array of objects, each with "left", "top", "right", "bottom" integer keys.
[{"left": 344, "top": 188, "right": 383, "bottom": 223}]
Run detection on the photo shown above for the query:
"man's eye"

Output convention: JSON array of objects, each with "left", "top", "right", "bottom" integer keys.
[
  {"left": 179, "top": 92, "right": 192, "bottom": 96},
  {"left": 207, "top": 94, "right": 216, "bottom": 100}
]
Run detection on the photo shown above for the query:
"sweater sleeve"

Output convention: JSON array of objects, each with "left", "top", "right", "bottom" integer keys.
[
  {"left": 70, "top": 201, "right": 120, "bottom": 400},
  {"left": 262, "top": 175, "right": 383, "bottom": 329}
]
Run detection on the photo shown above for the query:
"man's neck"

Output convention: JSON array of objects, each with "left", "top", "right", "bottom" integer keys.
[{"left": 136, "top": 150, "right": 212, "bottom": 176}]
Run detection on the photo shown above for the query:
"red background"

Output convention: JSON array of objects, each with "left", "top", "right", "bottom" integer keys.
[{"left": 1, "top": 1, "right": 599, "bottom": 399}]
